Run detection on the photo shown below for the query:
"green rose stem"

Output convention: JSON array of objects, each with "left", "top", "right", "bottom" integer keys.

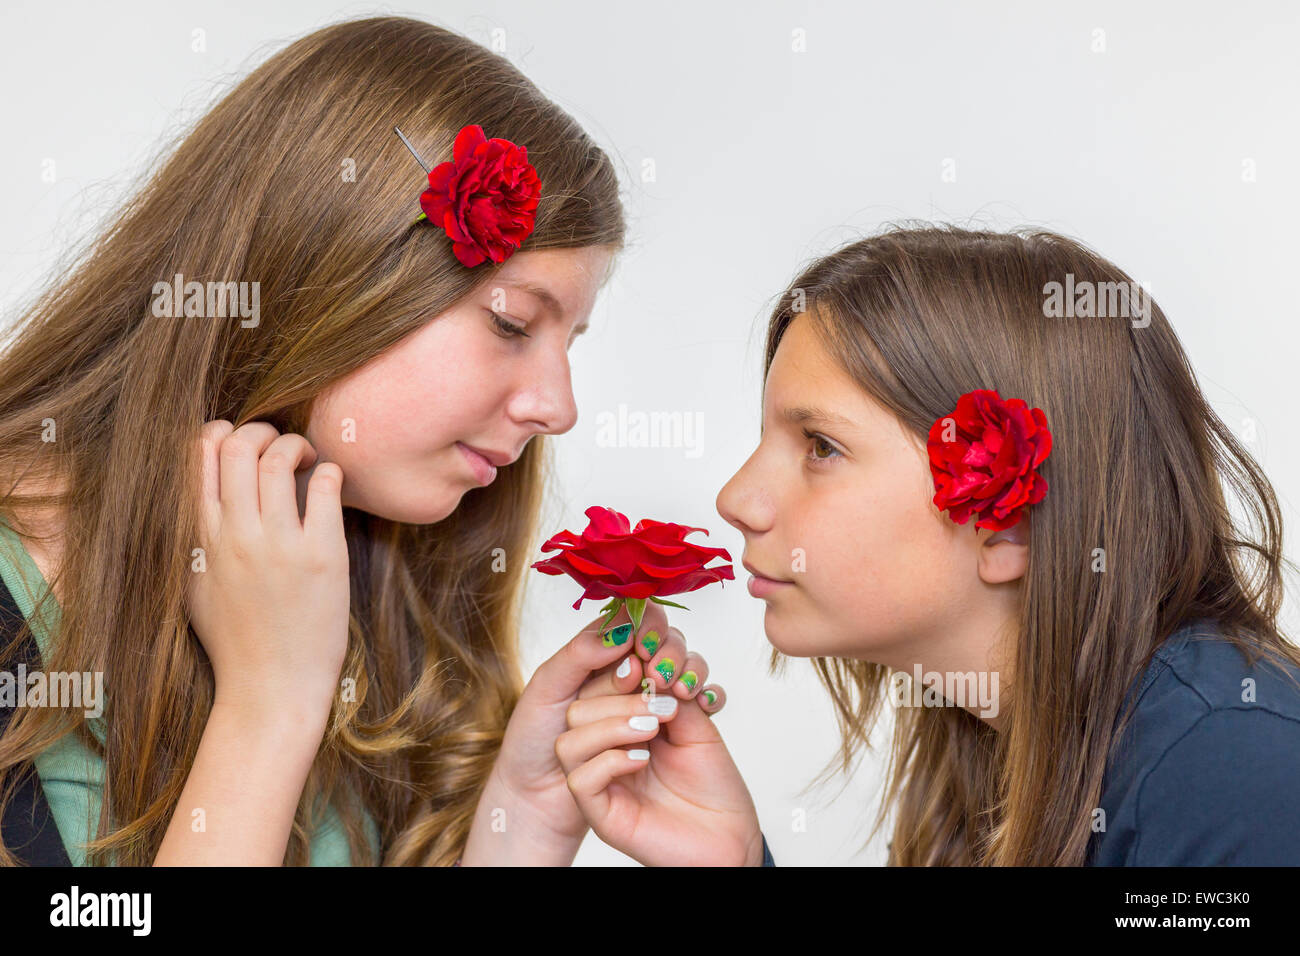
[{"left": 597, "top": 594, "right": 690, "bottom": 635}]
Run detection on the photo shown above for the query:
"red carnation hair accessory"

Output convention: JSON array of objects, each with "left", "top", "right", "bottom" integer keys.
[
  {"left": 394, "top": 124, "right": 540, "bottom": 268},
  {"left": 927, "top": 389, "right": 1052, "bottom": 532}
]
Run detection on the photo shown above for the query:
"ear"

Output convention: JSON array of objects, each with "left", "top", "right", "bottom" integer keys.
[{"left": 977, "top": 513, "right": 1030, "bottom": 585}]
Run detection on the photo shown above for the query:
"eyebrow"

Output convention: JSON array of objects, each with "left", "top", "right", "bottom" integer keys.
[
  {"left": 778, "top": 405, "right": 857, "bottom": 428},
  {"left": 502, "top": 281, "right": 562, "bottom": 317},
  {"left": 500, "top": 281, "right": 588, "bottom": 336}
]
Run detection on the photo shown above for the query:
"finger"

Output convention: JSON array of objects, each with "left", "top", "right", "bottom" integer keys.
[
  {"left": 257, "top": 433, "right": 318, "bottom": 536},
  {"left": 631, "top": 600, "right": 669, "bottom": 662},
  {"left": 196, "top": 420, "right": 234, "bottom": 545},
  {"left": 302, "top": 461, "right": 345, "bottom": 543},
  {"left": 566, "top": 748, "right": 651, "bottom": 830},
  {"left": 567, "top": 687, "right": 678, "bottom": 729},
  {"left": 556, "top": 713, "right": 661, "bottom": 775},
  {"left": 645, "top": 625, "right": 688, "bottom": 691},
  {"left": 658, "top": 688, "right": 727, "bottom": 746},
  {"left": 576, "top": 653, "right": 645, "bottom": 699},
  {"left": 528, "top": 609, "right": 653, "bottom": 707},
  {"left": 695, "top": 683, "right": 726, "bottom": 716},
  {"left": 218, "top": 422, "right": 282, "bottom": 535},
  {"left": 594, "top": 601, "right": 640, "bottom": 650},
  {"left": 673, "top": 651, "right": 709, "bottom": 699}
]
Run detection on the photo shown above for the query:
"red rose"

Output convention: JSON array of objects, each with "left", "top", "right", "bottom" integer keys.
[
  {"left": 926, "top": 389, "right": 1052, "bottom": 532},
  {"left": 419, "top": 124, "right": 540, "bottom": 268},
  {"left": 531, "top": 506, "right": 735, "bottom": 611}
]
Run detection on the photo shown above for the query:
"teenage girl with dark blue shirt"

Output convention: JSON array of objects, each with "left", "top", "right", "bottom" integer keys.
[{"left": 553, "top": 225, "right": 1300, "bottom": 867}]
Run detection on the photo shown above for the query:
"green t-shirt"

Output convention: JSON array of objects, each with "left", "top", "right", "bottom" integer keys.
[{"left": 0, "top": 519, "right": 380, "bottom": 865}]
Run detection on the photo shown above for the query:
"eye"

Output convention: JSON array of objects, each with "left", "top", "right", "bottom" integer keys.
[
  {"left": 490, "top": 312, "right": 530, "bottom": 339},
  {"left": 803, "top": 428, "right": 843, "bottom": 466}
]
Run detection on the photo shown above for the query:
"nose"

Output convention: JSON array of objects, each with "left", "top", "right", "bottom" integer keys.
[
  {"left": 508, "top": 347, "right": 579, "bottom": 436},
  {"left": 715, "top": 451, "right": 774, "bottom": 536}
]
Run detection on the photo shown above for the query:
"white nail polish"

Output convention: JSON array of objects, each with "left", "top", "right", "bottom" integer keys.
[
  {"left": 616, "top": 657, "right": 632, "bottom": 679},
  {"left": 628, "top": 749, "right": 650, "bottom": 761},
  {"left": 628, "top": 715, "right": 658, "bottom": 731},
  {"left": 647, "top": 696, "right": 677, "bottom": 716}
]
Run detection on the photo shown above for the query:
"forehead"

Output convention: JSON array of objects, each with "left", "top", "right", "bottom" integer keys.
[
  {"left": 763, "top": 311, "right": 904, "bottom": 435},
  {"left": 492, "top": 247, "right": 612, "bottom": 310},
  {"left": 765, "top": 312, "right": 853, "bottom": 405}
]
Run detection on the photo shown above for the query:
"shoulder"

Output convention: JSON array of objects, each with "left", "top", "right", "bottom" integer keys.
[
  {"left": 1089, "top": 617, "right": 1300, "bottom": 865},
  {"left": 1153, "top": 618, "right": 1300, "bottom": 715}
]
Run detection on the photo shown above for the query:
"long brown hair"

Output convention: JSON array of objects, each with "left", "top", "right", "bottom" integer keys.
[
  {"left": 762, "top": 223, "right": 1299, "bottom": 865},
  {"left": 0, "top": 15, "right": 624, "bottom": 865}
]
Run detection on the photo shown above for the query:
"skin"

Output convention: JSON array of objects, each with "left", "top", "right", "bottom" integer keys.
[
  {"left": 714, "top": 309, "right": 1027, "bottom": 715},
  {"left": 561, "top": 308, "right": 1031, "bottom": 864},
  {"left": 6, "top": 246, "right": 616, "bottom": 610},
  {"left": 303, "top": 246, "right": 606, "bottom": 524},
  {"left": 0, "top": 473, "right": 68, "bottom": 606},
  {"left": 166, "top": 245, "right": 726, "bottom": 866},
  {"left": 5, "top": 245, "right": 731, "bottom": 865}
]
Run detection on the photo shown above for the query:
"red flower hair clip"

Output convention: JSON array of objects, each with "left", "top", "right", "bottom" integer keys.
[
  {"left": 395, "top": 124, "right": 541, "bottom": 268},
  {"left": 927, "top": 389, "right": 1052, "bottom": 532}
]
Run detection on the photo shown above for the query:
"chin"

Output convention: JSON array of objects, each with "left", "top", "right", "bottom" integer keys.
[
  {"left": 345, "top": 484, "right": 459, "bottom": 525},
  {"left": 763, "top": 600, "right": 858, "bottom": 659},
  {"left": 399, "top": 494, "right": 461, "bottom": 525},
  {"left": 761, "top": 607, "right": 817, "bottom": 658}
]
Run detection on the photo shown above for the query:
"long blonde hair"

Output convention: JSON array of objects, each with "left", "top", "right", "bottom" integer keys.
[
  {"left": 763, "top": 223, "right": 1299, "bottom": 865},
  {"left": 0, "top": 15, "right": 625, "bottom": 866}
]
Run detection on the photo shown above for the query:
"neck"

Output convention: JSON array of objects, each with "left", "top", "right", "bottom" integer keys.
[{"left": 878, "top": 595, "right": 1018, "bottom": 732}]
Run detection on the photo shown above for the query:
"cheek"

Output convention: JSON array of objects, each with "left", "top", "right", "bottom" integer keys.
[
  {"left": 310, "top": 325, "right": 498, "bottom": 467},
  {"left": 301, "top": 322, "right": 509, "bottom": 522},
  {"left": 791, "top": 464, "right": 958, "bottom": 652}
]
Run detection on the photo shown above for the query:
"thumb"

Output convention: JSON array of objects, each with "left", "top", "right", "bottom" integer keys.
[{"left": 530, "top": 606, "right": 643, "bottom": 705}]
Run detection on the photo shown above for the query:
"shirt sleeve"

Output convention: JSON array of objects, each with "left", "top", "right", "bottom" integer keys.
[
  {"left": 1131, "top": 707, "right": 1300, "bottom": 865},
  {"left": 761, "top": 833, "right": 775, "bottom": 867}
]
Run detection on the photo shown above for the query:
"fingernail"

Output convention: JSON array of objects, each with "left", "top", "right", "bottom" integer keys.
[
  {"left": 628, "top": 715, "right": 658, "bottom": 731},
  {"left": 655, "top": 658, "right": 676, "bottom": 682},
  {"left": 647, "top": 695, "right": 677, "bottom": 716},
  {"left": 628, "top": 749, "right": 650, "bottom": 761},
  {"left": 641, "top": 629, "right": 661, "bottom": 655},
  {"left": 701, "top": 689, "right": 717, "bottom": 706},
  {"left": 680, "top": 670, "right": 698, "bottom": 691},
  {"left": 615, "top": 656, "right": 632, "bottom": 679},
  {"left": 601, "top": 623, "right": 633, "bottom": 647}
]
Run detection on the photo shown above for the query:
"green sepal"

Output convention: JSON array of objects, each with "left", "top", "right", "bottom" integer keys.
[
  {"left": 648, "top": 596, "right": 689, "bottom": 611},
  {"left": 625, "top": 598, "right": 647, "bottom": 631},
  {"left": 598, "top": 597, "right": 623, "bottom": 633},
  {"left": 413, "top": 211, "right": 427, "bottom": 224}
]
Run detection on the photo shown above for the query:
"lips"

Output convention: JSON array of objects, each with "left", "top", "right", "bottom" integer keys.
[
  {"left": 459, "top": 443, "right": 517, "bottom": 468},
  {"left": 742, "top": 559, "right": 792, "bottom": 583}
]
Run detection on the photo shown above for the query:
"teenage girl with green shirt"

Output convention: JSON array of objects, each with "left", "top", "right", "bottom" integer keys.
[{"left": 0, "top": 16, "right": 734, "bottom": 866}]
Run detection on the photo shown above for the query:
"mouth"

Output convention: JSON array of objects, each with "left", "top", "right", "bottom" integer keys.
[
  {"left": 742, "top": 559, "right": 791, "bottom": 583},
  {"left": 458, "top": 443, "right": 517, "bottom": 468},
  {"left": 456, "top": 442, "right": 501, "bottom": 485},
  {"left": 743, "top": 559, "right": 796, "bottom": 599}
]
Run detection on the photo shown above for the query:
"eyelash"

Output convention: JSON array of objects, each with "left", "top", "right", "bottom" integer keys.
[
  {"left": 803, "top": 428, "right": 843, "bottom": 466},
  {"left": 490, "top": 312, "right": 530, "bottom": 339}
]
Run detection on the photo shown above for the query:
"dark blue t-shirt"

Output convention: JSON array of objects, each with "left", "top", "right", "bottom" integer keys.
[
  {"left": 762, "top": 617, "right": 1300, "bottom": 867},
  {"left": 1086, "top": 616, "right": 1300, "bottom": 865}
]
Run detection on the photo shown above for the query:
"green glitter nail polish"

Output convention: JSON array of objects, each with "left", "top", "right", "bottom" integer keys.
[
  {"left": 702, "top": 689, "right": 717, "bottom": 706},
  {"left": 680, "top": 670, "right": 698, "bottom": 691},
  {"left": 655, "top": 658, "right": 676, "bottom": 682},
  {"left": 642, "top": 629, "right": 661, "bottom": 655},
  {"left": 601, "top": 623, "right": 633, "bottom": 647}
]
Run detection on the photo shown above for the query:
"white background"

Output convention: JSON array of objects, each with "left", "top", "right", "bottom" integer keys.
[{"left": 2, "top": 0, "right": 1297, "bottom": 865}]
